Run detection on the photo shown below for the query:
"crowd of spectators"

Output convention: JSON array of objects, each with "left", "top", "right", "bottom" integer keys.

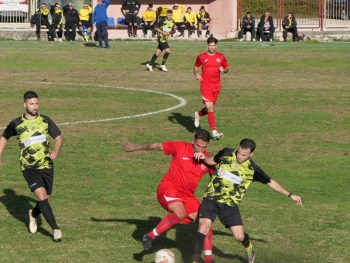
[
  {"left": 238, "top": 10, "right": 304, "bottom": 42},
  {"left": 31, "top": 2, "right": 304, "bottom": 42}
]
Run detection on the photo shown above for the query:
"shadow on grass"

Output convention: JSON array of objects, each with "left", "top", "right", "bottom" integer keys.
[
  {"left": 140, "top": 61, "right": 160, "bottom": 66},
  {"left": 91, "top": 216, "right": 250, "bottom": 262},
  {"left": 168, "top": 112, "right": 198, "bottom": 133},
  {"left": 0, "top": 188, "right": 51, "bottom": 238}
]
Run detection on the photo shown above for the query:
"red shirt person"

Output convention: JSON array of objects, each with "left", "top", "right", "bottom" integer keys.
[
  {"left": 122, "top": 129, "right": 215, "bottom": 263},
  {"left": 193, "top": 35, "right": 229, "bottom": 140}
]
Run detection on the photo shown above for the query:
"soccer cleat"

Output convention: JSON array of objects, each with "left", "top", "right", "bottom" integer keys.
[
  {"left": 211, "top": 130, "right": 223, "bottom": 140},
  {"left": 146, "top": 63, "right": 153, "bottom": 72},
  {"left": 141, "top": 234, "right": 153, "bottom": 250},
  {"left": 160, "top": 65, "right": 168, "bottom": 72},
  {"left": 240, "top": 38, "right": 244, "bottom": 42},
  {"left": 53, "top": 229, "right": 62, "bottom": 241},
  {"left": 194, "top": 111, "right": 200, "bottom": 128},
  {"left": 28, "top": 209, "right": 37, "bottom": 233},
  {"left": 245, "top": 242, "right": 255, "bottom": 263}
]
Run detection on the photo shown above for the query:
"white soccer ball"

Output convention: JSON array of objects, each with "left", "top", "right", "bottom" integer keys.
[{"left": 155, "top": 249, "right": 175, "bottom": 263}]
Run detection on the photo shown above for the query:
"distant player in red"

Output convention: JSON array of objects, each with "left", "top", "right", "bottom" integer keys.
[
  {"left": 193, "top": 35, "right": 229, "bottom": 140},
  {"left": 122, "top": 129, "right": 214, "bottom": 263}
]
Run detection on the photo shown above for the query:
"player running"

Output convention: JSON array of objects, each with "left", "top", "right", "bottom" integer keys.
[
  {"left": 146, "top": 9, "right": 176, "bottom": 72},
  {"left": 0, "top": 91, "right": 63, "bottom": 241},
  {"left": 192, "top": 138, "right": 303, "bottom": 263},
  {"left": 193, "top": 35, "right": 229, "bottom": 140},
  {"left": 122, "top": 129, "right": 215, "bottom": 263}
]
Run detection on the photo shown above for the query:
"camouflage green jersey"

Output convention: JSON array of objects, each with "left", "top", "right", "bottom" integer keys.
[
  {"left": 2, "top": 114, "right": 61, "bottom": 171},
  {"left": 204, "top": 148, "right": 271, "bottom": 206},
  {"left": 157, "top": 18, "right": 175, "bottom": 43}
]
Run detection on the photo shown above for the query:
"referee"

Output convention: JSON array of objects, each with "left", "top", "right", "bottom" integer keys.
[{"left": 0, "top": 91, "right": 63, "bottom": 241}]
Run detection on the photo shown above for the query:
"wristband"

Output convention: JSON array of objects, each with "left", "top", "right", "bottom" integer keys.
[{"left": 288, "top": 192, "right": 293, "bottom": 198}]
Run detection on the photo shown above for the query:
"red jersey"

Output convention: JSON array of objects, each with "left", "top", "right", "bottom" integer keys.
[
  {"left": 194, "top": 52, "right": 229, "bottom": 91},
  {"left": 159, "top": 141, "right": 212, "bottom": 196}
]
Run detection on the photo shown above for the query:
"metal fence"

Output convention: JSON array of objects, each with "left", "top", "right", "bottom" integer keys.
[
  {"left": 238, "top": 0, "right": 350, "bottom": 31},
  {"left": 0, "top": 0, "right": 37, "bottom": 24}
]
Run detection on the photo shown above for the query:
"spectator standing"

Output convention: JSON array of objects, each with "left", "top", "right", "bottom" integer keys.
[
  {"left": 142, "top": 4, "right": 156, "bottom": 37},
  {"left": 63, "top": 3, "right": 79, "bottom": 42},
  {"left": 238, "top": 12, "right": 255, "bottom": 41},
  {"left": 121, "top": 0, "right": 141, "bottom": 38},
  {"left": 93, "top": 0, "right": 110, "bottom": 48},
  {"left": 282, "top": 12, "right": 298, "bottom": 41}
]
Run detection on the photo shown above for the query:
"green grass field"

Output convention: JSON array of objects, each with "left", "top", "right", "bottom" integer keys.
[{"left": 0, "top": 40, "right": 349, "bottom": 263}]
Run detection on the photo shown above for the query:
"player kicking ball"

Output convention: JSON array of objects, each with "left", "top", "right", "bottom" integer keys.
[
  {"left": 193, "top": 35, "right": 229, "bottom": 140},
  {"left": 146, "top": 9, "right": 176, "bottom": 72}
]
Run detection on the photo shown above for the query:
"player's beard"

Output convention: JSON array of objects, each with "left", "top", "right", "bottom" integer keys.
[{"left": 26, "top": 108, "right": 38, "bottom": 117}]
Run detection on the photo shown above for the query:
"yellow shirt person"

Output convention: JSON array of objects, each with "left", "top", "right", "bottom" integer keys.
[
  {"left": 184, "top": 7, "right": 197, "bottom": 25},
  {"left": 79, "top": 4, "right": 92, "bottom": 22},
  {"left": 172, "top": 4, "right": 184, "bottom": 23}
]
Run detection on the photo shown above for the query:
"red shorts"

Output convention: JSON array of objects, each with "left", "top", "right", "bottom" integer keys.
[
  {"left": 157, "top": 184, "right": 200, "bottom": 224},
  {"left": 201, "top": 89, "right": 220, "bottom": 105}
]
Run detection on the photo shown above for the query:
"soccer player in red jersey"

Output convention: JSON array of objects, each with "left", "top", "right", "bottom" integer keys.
[
  {"left": 193, "top": 35, "right": 229, "bottom": 140},
  {"left": 122, "top": 129, "right": 214, "bottom": 263}
]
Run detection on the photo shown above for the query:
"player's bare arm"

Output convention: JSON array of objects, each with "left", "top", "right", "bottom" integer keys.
[
  {"left": 122, "top": 140, "right": 163, "bottom": 152},
  {"left": 49, "top": 135, "right": 63, "bottom": 160},
  {"left": 0, "top": 137, "right": 8, "bottom": 165},
  {"left": 268, "top": 179, "right": 303, "bottom": 207},
  {"left": 193, "top": 65, "right": 202, "bottom": 80},
  {"left": 219, "top": 66, "right": 229, "bottom": 73},
  {"left": 155, "top": 27, "right": 169, "bottom": 36}
]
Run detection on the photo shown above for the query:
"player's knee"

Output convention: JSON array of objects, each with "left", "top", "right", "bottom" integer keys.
[
  {"left": 175, "top": 210, "right": 187, "bottom": 220},
  {"left": 198, "top": 219, "right": 212, "bottom": 235},
  {"left": 233, "top": 232, "right": 245, "bottom": 242}
]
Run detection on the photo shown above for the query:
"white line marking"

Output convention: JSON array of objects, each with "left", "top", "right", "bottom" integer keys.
[{"left": 0, "top": 81, "right": 187, "bottom": 129}]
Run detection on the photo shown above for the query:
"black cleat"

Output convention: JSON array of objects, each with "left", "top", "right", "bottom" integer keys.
[{"left": 141, "top": 234, "right": 153, "bottom": 250}]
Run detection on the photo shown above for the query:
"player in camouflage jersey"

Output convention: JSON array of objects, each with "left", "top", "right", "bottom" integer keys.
[
  {"left": 192, "top": 138, "right": 303, "bottom": 263},
  {"left": 146, "top": 9, "right": 177, "bottom": 72},
  {"left": 0, "top": 91, "right": 63, "bottom": 241}
]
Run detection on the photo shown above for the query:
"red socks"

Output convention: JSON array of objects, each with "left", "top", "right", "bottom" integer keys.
[
  {"left": 203, "top": 228, "right": 213, "bottom": 263},
  {"left": 147, "top": 213, "right": 182, "bottom": 239}
]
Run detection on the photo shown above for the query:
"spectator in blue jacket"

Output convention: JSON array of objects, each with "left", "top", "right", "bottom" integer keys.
[{"left": 93, "top": 0, "right": 110, "bottom": 48}]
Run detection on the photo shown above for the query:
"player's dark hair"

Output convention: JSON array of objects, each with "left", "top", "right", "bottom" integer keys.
[
  {"left": 148, "top": 4, "right": 153, "bottom": 8},
  {"left": 239, "top": 138, "right": 256, "bottom": 153},
  {"left": 23, "top": 91, "right": 39, "bottom": 102},
  {"left": 194, "top": 129, "right": 211, "bottom": 142},
  {"left": 246, "top": 11, "right": 251, "bottom": 15},
  {"left": 207, "top": 34, "right": 218, "bottom": 44},
  {"left": 166, "top": 9, "right": 173, "bottom": 14}
]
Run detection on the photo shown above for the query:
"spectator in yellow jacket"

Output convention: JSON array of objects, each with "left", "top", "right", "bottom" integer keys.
[
  {"left": 197, "top": 5, "right": 211, "bottom": 38},
  {"left": 172, "top": 3, "right": 185, "bottom": 37},
  {"left": 156, "top": 5, "right": 168, "bottom": 24},
  {"left": 143, "top": 4, "right": 156, "bottom": 37},
  {"left": 79, "top": 3, "right": 93, "bottom": 41},
  {"left": 184, "top": 6, "right": 197, "bottom": 37}
]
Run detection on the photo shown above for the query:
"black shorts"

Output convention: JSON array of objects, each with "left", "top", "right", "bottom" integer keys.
[
  {"left": 22, "top": 168, "right": 54, "bottom": 195},
  {"left": 199, "top": 198, "right": 243, "bottom": 228},
  {"left": 125, "top": 13, "right": 137, "bottom": 24},
  {"left": 157, "top": 41, "right": 169, "bottom": 51},
  {"left": 81, "top": 20, "right": 92, "bottom": 28}
]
